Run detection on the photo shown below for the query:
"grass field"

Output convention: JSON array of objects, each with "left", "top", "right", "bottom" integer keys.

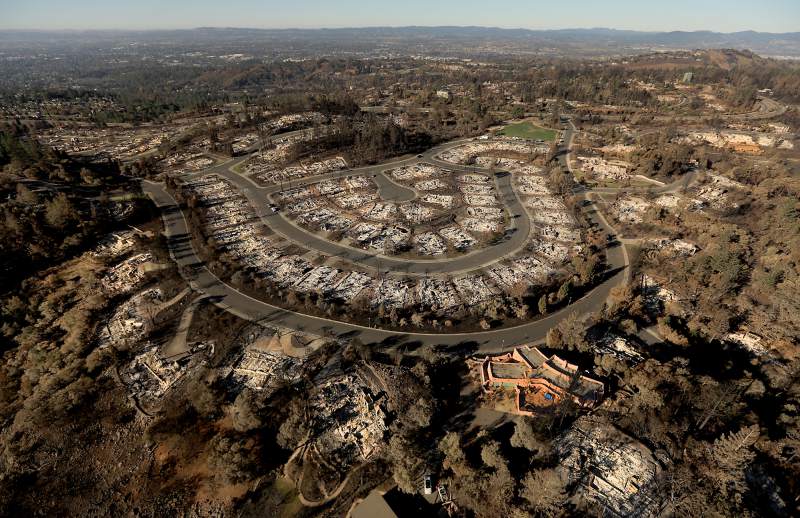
[
  {"left": 498, "top": 122, "right": 556, "bottom": 141},
  {"left": 109, "top": 193, "right": 146, "bottom": 202}
]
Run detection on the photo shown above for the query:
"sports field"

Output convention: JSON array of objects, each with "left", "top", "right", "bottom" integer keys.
[{"left": 498, "top": 122, "right": 556, "bottom": 141}]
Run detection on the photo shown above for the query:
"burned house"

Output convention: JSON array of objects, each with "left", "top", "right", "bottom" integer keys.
[{"left": 558, "top": 415, "right": 664, "bottom": 517}]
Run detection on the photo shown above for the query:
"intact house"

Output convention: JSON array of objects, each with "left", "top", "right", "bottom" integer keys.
[{"left": 476, "top": 346, "right": 604, "bottom": 416}]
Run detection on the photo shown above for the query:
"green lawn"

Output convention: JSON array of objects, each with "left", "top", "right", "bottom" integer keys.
[
  {"left": 497, "top": 122, "right": 556, "bottom": 141},
  {"left": 109, "top": 193, "right": 145, "bottom": 202}
]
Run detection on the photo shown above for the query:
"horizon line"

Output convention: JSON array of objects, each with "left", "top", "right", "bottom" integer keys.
[{"left": 0, "top": 25, "right": 797, "bottom": 35}]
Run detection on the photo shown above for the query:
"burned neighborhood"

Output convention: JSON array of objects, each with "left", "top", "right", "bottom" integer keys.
[{"left": 1, "top": 8, "right": 800, "bottom": 518}]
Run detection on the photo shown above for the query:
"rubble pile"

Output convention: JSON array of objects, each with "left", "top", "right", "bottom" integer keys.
[
  {"left": 329, "top": 272, "right": 373, "bottom": 301},
  {"left": 416, "top": 278, "right": 462, "bottom": 309},
  {"left": 452, "top": 274, "right": 499, "bottom": 305},
  {"left": 96, "top": 287, "right": 163, "bottom": 349},
  {"left": 360, "top": 201, "right": 398, "bottom": 221},
  {"left": 398, "top": 202, "right": 437, "bottom": 224},
  {"left": 414, "top": 178, "right": 449, "bottom": 191},
  {"left": 102, "top": 252, "right": 155, "bottom": 295},
  {"left": 331, "top": 191, "right": 378, "bottom": 209},
  {"left": 640, "top": 274, "right": 679, "bottom": 311},
  {"left": 486, "top": 254, "right": 555, "bottom": 288},
  {"left": 438, "top": 225, "right": 478, "bottom": 249},
  {"left": 611, "top": 196, "right": 652, "bottom": 223},
  {"left": 122, "top": 342, "right": 210, "bottom": 409},
  {"left": 420, "top": 193, "right": 455, "bottom": 208},
  {"left": 597, "top": 143, "right": 637, "bottom": 156},
  {"left": 309, "top": 374, "right": 388, "bottom": 463},
  {"left": 437, "top": 139, "right": 548, "bottom": 164},
  {"left": 162, "top": 151, "right": 214, "bottom": 173},
  {"left": 558, "top": 416, "right": 663, "bottom": 518},
  {"left": 644, "top": 239, "right": 699, "bottom": 258},
  {"left": 254, "top": 156, "right": 347, "bottom": 184},
  {"left": 683, "top": 130, "right": 792, "bottom": 153},
  {"left": 372, "top": 278, "right": 414, "bottom": 309},
  {"left": 231, "top": 132, "right": 259, "bottom": 154},
  {"left": 413, "top": 231, "right": 447, "bottom": 256},
  {"left": 279, "top": 170, "right": 503, "bottom": 256},
  {"left": 232, "top": 348, "right": 308, "bottom": 393},
  {"left": 474, "top": 156, "right": 527, "bottom": 168},
  {"left": 92, "top": 230, "right": 138, "bottom": 259},
  {"left": 578, "top": 155, "right": 632, "bottom": 181},
  {"left": 388, "top": 163, "right": 447, "bottom": 182},
  {"left": 594, "top": 334, "right": 644, "bottom": 363},
  {"left": 40, "top": 124, "right": 181, "bottom": 159},
  {"left": 268, "top": 111, "right": 326, "bottom": 132},
  {"left": 725, "top": 331, "right": 768, "bottom": 356},
  {"left": 528, "top": 241, "right": 574, "bottom": 264},
  {"left": 513, "top": 164, "right": 582, "bottom": 251},
  {"left": 690, "top": 173, "right": 749, "bottom": 210}
]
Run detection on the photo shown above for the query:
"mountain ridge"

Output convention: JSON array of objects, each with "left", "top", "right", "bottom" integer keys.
[{"left": 1, "top": 26, "right": 798, "bottom": 56}]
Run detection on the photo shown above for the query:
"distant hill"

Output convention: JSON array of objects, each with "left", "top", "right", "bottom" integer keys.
[
  {"left": 181, "top": 27, "right": 800, "bottom": 56},
  {"left": 1, "top": 26, "right": 799, "bottom": 58}
]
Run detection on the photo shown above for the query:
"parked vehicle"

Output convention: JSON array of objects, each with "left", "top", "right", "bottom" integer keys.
[{"left": 423, "top": 474, "right": 433, "bottom": 495}]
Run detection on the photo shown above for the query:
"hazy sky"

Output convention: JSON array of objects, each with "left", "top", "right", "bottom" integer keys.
[{"left": 1, "top": 0, "right": 799, "bottom": 32}]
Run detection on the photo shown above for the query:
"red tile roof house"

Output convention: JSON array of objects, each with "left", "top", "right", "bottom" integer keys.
[{"left": 478, "top": 346, "right": 604, "bottom": 416}]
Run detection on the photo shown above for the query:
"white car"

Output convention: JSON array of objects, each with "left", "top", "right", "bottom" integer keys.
[{"left": 423, "top": 474, "right": 433, "bottom": 495}]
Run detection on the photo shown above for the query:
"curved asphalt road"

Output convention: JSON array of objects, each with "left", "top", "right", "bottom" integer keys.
[
  {"left": 372, "top": 171, "right": 417, "bottom": 202},
  {"left": 141, "top": 122, "right": 642, "bottom": 351},
  {"left": 208, "top": 140, "right": 533, "bottom": 276},
  {"left": 144, "top": 178, "right": 625, "bottom": 351},
  {"left": 142, "top": 98, "right": 791, "bottom": 349}
]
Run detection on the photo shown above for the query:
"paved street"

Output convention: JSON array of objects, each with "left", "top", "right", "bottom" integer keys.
[
  {"left": 142, "top": 124, "right": 641, "bottom": 352},
  {"left": 146, "top": 179, "right": 627, "bottom": 351},
  {"left": 211, "top": 144, "right": 532, "bottom": 275}
]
